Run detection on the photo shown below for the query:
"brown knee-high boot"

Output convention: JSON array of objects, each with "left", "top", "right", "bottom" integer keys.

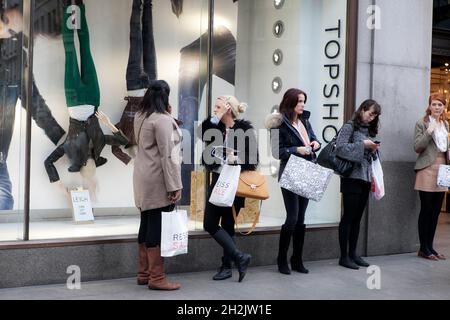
[
  {"left": 147, "top": 246, "right": 181, "bottom": 290},
  {"left": 137, "top": 243, "right": 149, "bottom": 285}
]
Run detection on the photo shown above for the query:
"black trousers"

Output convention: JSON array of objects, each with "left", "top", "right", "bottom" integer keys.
[
  {"left": 203, "top": 172, "right": 244, "bottom": 237},
  {"left": 280, "top": 188, "right": 309, "bottom": 231},
  {"left": 339, "top": 178, "right": 371, "bottom": 258},
  {"left": 126, "top": 0, "right": 156, "bottom": 90},
  {"left": 138, "top": 209, "right": 162, "bottom": 248},
  {"left": 418, "top": 191, "right": 445, "bottom": 255}
]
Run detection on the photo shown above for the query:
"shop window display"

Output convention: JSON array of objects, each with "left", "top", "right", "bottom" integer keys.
[{"left": 0, "top": 0, "right": 349, "bottom": 242}]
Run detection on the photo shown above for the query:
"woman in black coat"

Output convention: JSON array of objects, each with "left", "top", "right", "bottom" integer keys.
[
  {"left": 198, "top": 95, "right": 258, "bottom": 283},
  {"left": 266, "top": 88, "right": 321, "bottom": 275}
]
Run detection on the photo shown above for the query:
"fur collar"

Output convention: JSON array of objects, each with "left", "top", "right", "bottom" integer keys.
[{"left": 265, "top": 111, "right": 311, "bottom": 129}]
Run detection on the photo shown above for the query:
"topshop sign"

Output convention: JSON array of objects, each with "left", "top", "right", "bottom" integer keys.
[{"left": 322, "top": 19, "right": 343, "bottom": 143}]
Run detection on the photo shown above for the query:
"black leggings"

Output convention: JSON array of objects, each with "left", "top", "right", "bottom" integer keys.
[
  {"left": 339, "top": 181, "right": 371, "bottom": 258},
  {"left": 203, "top": 172, "right": 245, "bottom": 237},
  {"left": 418, "top": 191, "right": 445, "bottom": 255},
  {"left": 138, "top": 209, "right": 162, "bottom": 248},
  {"left": 280, "top": 188, "right": 309, "bottom": 231}
]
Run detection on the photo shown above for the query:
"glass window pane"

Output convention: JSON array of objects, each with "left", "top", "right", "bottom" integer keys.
[
  {"left": 0, "top": 0, "right": 25, "bottom": 241},
  {"left": 209, "top": 0, "right": 348, "bottom": 228},
  {"left": 29, "top": 0, "right": 207, "bottom": 239}
]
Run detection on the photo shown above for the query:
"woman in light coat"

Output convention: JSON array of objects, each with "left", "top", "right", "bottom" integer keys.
[
  {"left": 133, "top": 80, "right": 183, "bottom": 290},
  {"left": 414, "top": 92, "right": 449, "bottom": 261}
]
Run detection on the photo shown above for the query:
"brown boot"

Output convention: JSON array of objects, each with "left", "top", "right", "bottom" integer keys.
[
  {"left": 137, "top": 244, "right": 149, "bottom": 285},
  {"left": 147, "top": 247, "right": 181, "bottom": 290}
]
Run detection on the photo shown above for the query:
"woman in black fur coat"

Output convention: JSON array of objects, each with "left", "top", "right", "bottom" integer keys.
[{"left": 198, "top": 95, "right": 258, "bottom": 283}]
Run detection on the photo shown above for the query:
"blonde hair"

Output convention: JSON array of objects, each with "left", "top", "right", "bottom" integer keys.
[{"left": 217, "top": 95, "right": 248, "bottom": 119}]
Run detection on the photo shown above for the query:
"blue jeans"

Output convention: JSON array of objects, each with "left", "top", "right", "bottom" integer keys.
[
  {"left": 0, "top": 83, "right": 65, "bottom": 209},
  {"left": 126, "top": 0, "right": 156, "bottom": 90},
  {"left": 0, "top": 162, "right": 13, "bottom": 210},
  {"left": 178, "top": 26, "right": 237, "bottom": 203}
]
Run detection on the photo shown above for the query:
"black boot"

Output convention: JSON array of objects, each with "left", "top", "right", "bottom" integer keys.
[
  {"left": 350, "top": 256, "right": 370, "bottom": 267},
  {"left": 339, "top": 256, "right": 360, "bottom": 270},
  {"left": 212, "top": 229, "right": 251, "bottom": 282},
  {"left": 213, "top": 255, "right": 232, "bottom": 281},
  {"left": 291, "top": 224, "right": 309, "bottom": 274},
  {"left": 277, "top": 226, "right": 292, "bottom": 275}
]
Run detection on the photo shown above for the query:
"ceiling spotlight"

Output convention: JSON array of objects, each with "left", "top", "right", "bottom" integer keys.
[
  {"left": 272, "top": 77, "right": 283, "bottom": 93},
  {"left": 273, "top": 21, "right": 285, "bottom": 38},
  {"left": 271, "top": 105, "right": 279, "bottom": 114},
  {"left": 274, "top": 0, "right": 285, "bottom": 9},
  {"left": 273, "top": 49, "right": 283, "bottom": 66}
]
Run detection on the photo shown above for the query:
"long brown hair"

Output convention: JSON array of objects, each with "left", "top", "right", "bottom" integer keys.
[
  {"left": 424, "top": 92, "right": 447, "bottom": 123},
  {"left": 279, "top": 88, "right": 308, "bottom": 123}
]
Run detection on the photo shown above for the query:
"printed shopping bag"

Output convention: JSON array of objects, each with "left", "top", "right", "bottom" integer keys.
[
  {"left": 279, "top": 156, "right": 333, "bottom": 202},
  {"left": 209, "top": 164, "right": 241, "bottom": 207},
  {"left": 160, "top": 209, "right": 189, "bottom": 257},
  {"left": 437, "top": 164, "right": 450, "bottom": 187}
]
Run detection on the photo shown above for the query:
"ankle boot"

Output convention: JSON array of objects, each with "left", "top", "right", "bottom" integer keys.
[
  {"left": 235, "top": 251, "right": 251, "bottom": 282},
  {"left": 147, "top": 247, "right": 181, "bottom": 290},
  {"left": 212, "top": 229, "right": 251, "bottom": 282},
  {"left": 277, "top": 226, "right": 292, "bottom": 275},
  {"left": 137, "top": 243, "right": 149, "bottom": 285},
  {"left": 213, "top": 255, "right": 232, "bottom": 281},
  {"left": 350, "top": 255, "right": 370, "bottom": 267},
  {"left": 339, "top": 256, "right": 360, "bottom": 270},
  {"left": 291, "top": 224, "right": 309, "bottom": 274}
]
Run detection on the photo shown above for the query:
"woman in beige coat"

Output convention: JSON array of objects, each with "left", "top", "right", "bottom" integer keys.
[
  {"left": 133, "top": 80, "right": 183, "bottom": 290},
  {"left": 414, "top": 92, "right": 449, "bottom": 261}
]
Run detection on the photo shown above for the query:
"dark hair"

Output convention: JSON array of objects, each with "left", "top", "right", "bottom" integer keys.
[
  {"left": 138, "top": 80, "right": 170, "bottom": 118},
  {"left": 279, "top": 88, "right": 308, "bottom": 123},
  {"left": 352, "top": 99, "right": 381, "bottom": 137}
]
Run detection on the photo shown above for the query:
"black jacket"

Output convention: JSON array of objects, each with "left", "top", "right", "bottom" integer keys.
[
  {"left": 198, "top": 117, "right": 259, "bottom": 172},
  {"left": 266, "top": 111, "right": 321, "bottom": 179},
  {"left": 44, "top": 114, "right": 128, "bottom": 182}
]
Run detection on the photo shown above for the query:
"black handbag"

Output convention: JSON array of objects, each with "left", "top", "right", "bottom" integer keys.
[{"left": 317, "top": 125, "right": 354, "bottom": 177}]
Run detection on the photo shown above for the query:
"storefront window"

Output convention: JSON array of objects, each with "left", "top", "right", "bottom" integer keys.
[
  {"left": 210, "top": 0, "right": 348, "bottom": 227},
  {"left": 1, "top": 0, "right": 350, "bottom": 242},
  {"left": 28, "top": 0, "right": 207, "bottom": 240},
  {"left": 0, "top": 0, "right": 26, "bottom": 241}
]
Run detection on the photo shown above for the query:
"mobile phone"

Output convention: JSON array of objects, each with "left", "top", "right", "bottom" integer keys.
[{"left": 374, "top": 141, "right": 381, "bottom": 145}]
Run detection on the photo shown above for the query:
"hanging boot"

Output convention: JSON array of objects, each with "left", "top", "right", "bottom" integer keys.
[
  {"left": 147, "top": 246, "right": 181, "bottom": 290},
  {"left": 137, "top": 243, "right": 149, "bottom": 285},
  {"left": 291, "top": 224, "right": 309, "bottom": 274},
  {"left": 277, "top": 226, "right": 292, "bottom": 275},
  {"left": 212, "top": 229, "right": 251, "bottom": 282}
]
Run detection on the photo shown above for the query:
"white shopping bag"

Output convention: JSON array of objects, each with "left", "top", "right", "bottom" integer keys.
[
  {"left": 160, "top": 209, "right": 189, "bottom": 257},
  {"left": 371, "top": 157, "right": 385, "bottom": 200},
  {"left": 209, "top": 164, "right": 241, "bottom": 207}
]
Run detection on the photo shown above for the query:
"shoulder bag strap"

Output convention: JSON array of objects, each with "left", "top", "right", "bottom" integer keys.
[{"left": 232, "top": 201, "right": 262, "bottom": 236}]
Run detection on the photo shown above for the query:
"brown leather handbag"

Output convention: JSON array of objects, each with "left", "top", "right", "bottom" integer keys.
[
  {"left": 233, "top": 171, "right": 270, "bottom": 235},
  {"left": 236, "top": 171, "right": 269, "bottom": 200}
]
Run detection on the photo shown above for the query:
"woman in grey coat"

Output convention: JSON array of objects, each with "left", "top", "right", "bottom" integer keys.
[{"left": 335, "top": 99, "right": 381, "bottom": 270}]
